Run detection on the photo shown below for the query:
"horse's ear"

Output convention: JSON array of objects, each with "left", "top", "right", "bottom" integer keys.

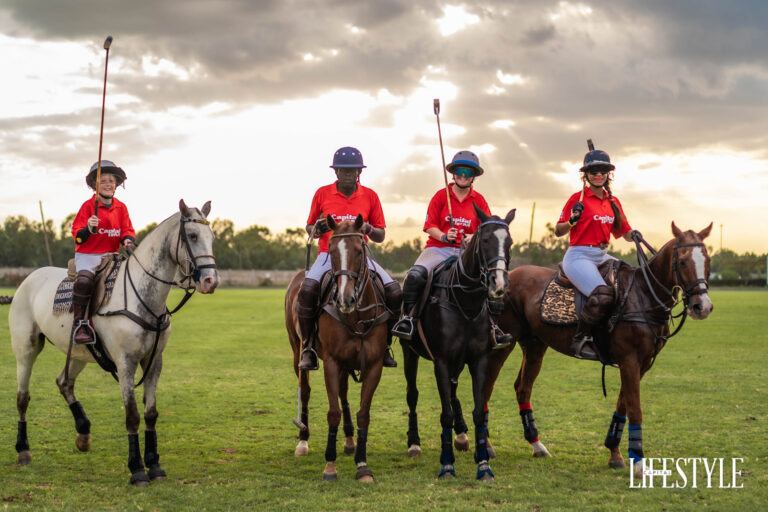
[
  {"left": 179, "top": 199, "right": 191, "bottom": 218},
  {"left": 354, "top": 214, "right": 364, "bottom": 231},
  {"left": 697, "top": 222, "right": 713, "bottom": 240},
  {"left": 474, "top": 203, "right": 489, "bottom": 223},
  {"left": 504, "top": 208, "right": 516, "bottom": 225},
  {"left": 201, "top": 201, "right": 211, "bottom": 218},
  {"left": 671, "top": 221, "right": 683, "bottom": 239},
  {"left": 326, "top": 214, "right": 337, "bottom": 231}
]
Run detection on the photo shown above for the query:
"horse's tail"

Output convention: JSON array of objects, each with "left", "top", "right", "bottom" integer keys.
[{"left": 0, "top": 295, "right": 13, "bottom": 305}]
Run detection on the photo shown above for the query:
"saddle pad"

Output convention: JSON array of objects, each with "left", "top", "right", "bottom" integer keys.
[
  {"left": 540, "top": 275, "right": 578, "bottom": 326},
  {"left": 52, "top": 261, "right": 122, "bottom": 316}
]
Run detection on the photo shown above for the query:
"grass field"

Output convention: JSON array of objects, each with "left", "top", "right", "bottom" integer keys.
[{"left": 0, "top": 287, "right": 766, "bottom": 511}]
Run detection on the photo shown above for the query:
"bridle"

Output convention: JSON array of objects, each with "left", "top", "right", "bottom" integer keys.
[{"left": 329, "top": 232, "right": 370, "bottom": 311}]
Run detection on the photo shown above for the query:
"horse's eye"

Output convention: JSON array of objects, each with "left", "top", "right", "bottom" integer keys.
[
  {"left": 680, "top": 260, "right": 686, "bottom": 266},
  {"left": 190, "top": 233, "right": 198, "bottom": 242}
]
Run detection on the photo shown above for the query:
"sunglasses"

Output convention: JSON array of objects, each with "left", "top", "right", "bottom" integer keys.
[
  {"left": 454, "top": 167, "right": 473, "bottom": 178},
  {"left": 587, "top": 169, "right": 610, "bottom": 176}
]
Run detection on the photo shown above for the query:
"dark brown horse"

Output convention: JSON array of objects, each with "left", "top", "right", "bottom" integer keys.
[
  {"left": 481, "top": 222, "right": 713, "bottom": 477},
  {"left": 285, "top": 214, "right": 393, "bottom": 482}
]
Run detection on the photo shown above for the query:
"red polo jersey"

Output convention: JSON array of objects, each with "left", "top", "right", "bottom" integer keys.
[
  {"left": 73, "top": 196, "right": 136, "bottom": 254},
  {"left": 424, "top": 186, "right": 491, "bottom": 248},
  {"left": 307, "top": 183, "right": 386, "bottom": 253},
  {"left": 558, "top": 188, "right": 631, "bottom": 246}
]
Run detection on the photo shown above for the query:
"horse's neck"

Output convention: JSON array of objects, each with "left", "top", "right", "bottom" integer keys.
[
  {"left": 642, "top": 240, "right": 677, "bottom": 304},
  {"left": 120, "top": 217, "right": 178, "bottom": 314}
]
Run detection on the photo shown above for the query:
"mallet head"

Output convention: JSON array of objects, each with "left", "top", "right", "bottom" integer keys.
[
  {"left": 434, "top": 98, "right": 440, "bottom": 115},
  {"left": 587, "top": 138, "right": 595, "bottom": 151},
  {"left": 103, "top": 36, "right": 113, "bottom": 50}
]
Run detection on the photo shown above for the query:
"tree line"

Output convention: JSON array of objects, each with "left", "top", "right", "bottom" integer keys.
[{"left": 1, "top": 214, "right": 765, "bottom": 286}]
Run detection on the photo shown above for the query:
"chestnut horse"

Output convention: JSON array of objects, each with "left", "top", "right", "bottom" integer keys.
[
  {"left": 481, "top": 222, "right": 713, "bottom": 477},
  {"left": 285, "top": 215, "right": 393, "bottom": 482}
]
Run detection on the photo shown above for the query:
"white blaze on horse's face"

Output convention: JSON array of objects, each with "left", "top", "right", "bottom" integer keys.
[
  {"left": 688, "top": 246, "right": 713, "bottom": 319},
  {"left": 335, "top": 238, "right": 358, "bottom": 314},
  {"left": 489, "top": 228, "right": 509, "bottom": 298}
]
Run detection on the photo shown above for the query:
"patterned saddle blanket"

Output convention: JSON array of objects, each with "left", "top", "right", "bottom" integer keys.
[{"left": 52, "top": 254, "right": 123, "bottom": 316}]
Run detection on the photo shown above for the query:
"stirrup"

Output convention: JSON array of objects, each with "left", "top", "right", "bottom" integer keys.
[
  {"left": 73, "top": 320, "right": 96, "bottom": 345},
  {"left": 490, "top": 325, "right": 512, "bottom": 350},
  {"left": 391, "top": 316, "right": 415, "bottom": 341},
  {"left": 570, "top": 334, "right": 598, "bottom": 360},
  {"left": 298, "top": 347, "right": 319, "bottom": 371}
]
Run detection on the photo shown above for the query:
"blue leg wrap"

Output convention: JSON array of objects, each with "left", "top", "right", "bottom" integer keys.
[
  {"left": 519, "top": 409, "right": 539, "bottom": 442},
  {"left": 476, "top": 460, "right": 495, "bottom": 480},
  {"left": 439, "top": 426, "right": 455, "bottom": 467},
  {"left": 474, "top": 425, "right": 489, "bottom": 463},
  {"left": 627, "top": 424, "right": 643, "bottom": 463},
  {"left": 604, "top": 412, "right": 626, "bottom": 449}
]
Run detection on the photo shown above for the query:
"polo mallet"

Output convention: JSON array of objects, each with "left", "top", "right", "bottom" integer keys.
[
  {"left": 433, "top": 99, "right": 454, "bottom": 230},
  {"left": 579, "top": 138, "right": 595, "bottom": 203},
  {"left": 92, "top": 35, "right": 113, "bottom": 231}
]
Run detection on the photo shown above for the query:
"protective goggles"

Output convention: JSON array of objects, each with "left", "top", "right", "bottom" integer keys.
[
  {"left": 586, "top": 169, "right": 610, "bottom": 176},
  {"left": 454, "top": 167, "right": 474, "bottom": 178}
]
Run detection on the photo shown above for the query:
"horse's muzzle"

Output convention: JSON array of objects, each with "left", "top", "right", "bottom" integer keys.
[
  {"left": 197, "top": 273, "right": 219, "bottom": 294},
  {"left": 688, "top": 294, "right": 713, "bottom": 319}
]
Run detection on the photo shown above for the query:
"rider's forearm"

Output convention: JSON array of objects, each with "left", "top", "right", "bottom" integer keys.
[{"left": 555, "top": 222, "right": 571, "bottom": 237}]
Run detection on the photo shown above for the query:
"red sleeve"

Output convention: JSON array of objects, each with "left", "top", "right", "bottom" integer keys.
[
  {"left": 72, "top": 199, "right": 93, "bottom": 237},
  {"left": 120, "top": 203, "right": 136, "bottom": 240},
  {"left": 558, "top": 192, "right": 580, "bottom": 224},
  {"left": 306, "top": 188, "right": 323, "bottom": 226},
  {"left": 423, "top": 191, "right": 444, "bottom": 232},
  {"left": 610, "top": 196, "right": 632, "bottom": 238},
  {"left": 367, "top": 190, "right": 386, "bottom": 228}
]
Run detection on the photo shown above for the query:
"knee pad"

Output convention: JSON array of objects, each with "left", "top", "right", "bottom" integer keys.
[
  {"left": 383, "top": 281, "right": 402, "bottom": 311},
  {"left": 582, "top": 285, "right": 614, "bottom": 324},
  {"left": 297, "top": 278, "right": 321, "bottom": 318},
  {"left": 73, "top": 270, "right": 95, "bottom": 305}
]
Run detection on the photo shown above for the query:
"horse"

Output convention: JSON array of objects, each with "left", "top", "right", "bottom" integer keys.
[
  {"left": 285, "top": 214, "right": 393, "bottom": 482},
  {"left": 400, "top": 205, "right": 515, "bottom": 481},
  {"left": 479, "top": 222, "right": 714, "bottom": 477},
  {"left": 6, "top": 200, "right": 218, "bottom": 485}
]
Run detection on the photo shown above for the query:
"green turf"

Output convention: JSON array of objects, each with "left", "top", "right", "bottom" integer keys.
[{"left": 0, "top": 287, "right": 765, "bottom": 510}]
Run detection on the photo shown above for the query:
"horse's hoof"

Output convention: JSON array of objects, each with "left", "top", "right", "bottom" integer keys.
[
  {"left": 476, "top": 461, "right": 495, "bottom": 481},
  {"left": 294, "top": 440, "right": 309, "bottom": 456},
  {"left": 148, "top": 464, "right": 167, "bottom": 480},
  {"left": 438, "top": 465, "right": 456, "bottom": 479},
  {"left": 355, "top": 464, "right": 374, "bottom": 482},
  {"left": 322, "top": 472, "right": 338, "bottom": 482},
  {"left": 478, "top": 473, "right": 494, "bottom": 482},
  {"left": 531, "top": 441, "right": 551, "bottom": 458},
  {"left": 454, "top": 432, "right": 470, "bottom": 451},
  {"left": 130, "top": 470, "right": 150, "bottom": 486},
  {"left": 609, "top": 459, "right": 626, "bottom": 469},
  {"left": 487, "top": 444, "right": 497, "bottom": 459},
  {"left": 17, "top": 451, "right": 32, "bottom": 465},
  {"left": 344, "top": 443, "right": 356, "bottom": 455},
  {"left": 407, "top": 444, "right": 422, "bottom": 458},
  {"left": 75, "top": 433, "right": 91, "bottom": 452}
]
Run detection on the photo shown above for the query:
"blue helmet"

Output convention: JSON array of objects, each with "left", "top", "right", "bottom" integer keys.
[
  {"left": 330, "top": 146, "right": 366, "bottom": 169},
  {"left": 580, "top": 149, "right": 615, "bottom": 172},
  {"left": 445, "top": 150, "right": 484, "bottom": 177}
]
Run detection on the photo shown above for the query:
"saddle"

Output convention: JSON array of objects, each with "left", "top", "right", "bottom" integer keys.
[
  {"left": 318, "top": 269, "right": 391, "bottom": 336},
  {"left": 54, "top": 254, "right": 123, "bottom": 316},
  {"left": 412, "top": 257, "right": 457, "bottom": 319}
]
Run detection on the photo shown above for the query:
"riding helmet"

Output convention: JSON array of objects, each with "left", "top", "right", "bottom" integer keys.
[
  {"left": 580, "top": 150, "right": 615, "bottom": 172},
  {"left": 445, "top": 150, "right": 484, "bottom": 177},
  {"left": 86, "top": 160, "right": 127, "bottom": 189},
  {"left": 330, "top": 146, "right": 366, "bottom": 169}
]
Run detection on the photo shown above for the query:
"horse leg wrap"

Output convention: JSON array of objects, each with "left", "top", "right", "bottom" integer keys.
[
  {"left": 354, "top": 428, "right": 368, "bottom": 465},
  {"left": 69, "top": 401, "right": 91, "bottom": 435},
  {"left": 604, "top": 412, "right": 626, "bottom": 449},
  {"left": 440, "top": 427, "right": 455, "bottom": 466},
  {"left": 299, "top": 406, "right": 310, "bottom": 441},
  {"left": 324, "top": 426, "right": 338, "bottom": 462},
  {"left": 519, "top": 408, "right": 539, "bottom": 443},
  {"left": 341, "top": 400, "right": 354, "bottom": 438},
  {"left": 144, "top": 430, "right": 159, "bottom": 467},
  {"left": 407, "top": 411, "right": 420, "bottom": 447},
  {"left": 627, "top": 424, "right": 644, "bottom": 463},
  {"left": 15, "top": 421, "right": 29, "bottom": 453},
  {"left": 474, "top": 425, "right": 489, "bottom": 463},
  {"left": 127, "top": 433, "right": 145, "bottom": 475}
]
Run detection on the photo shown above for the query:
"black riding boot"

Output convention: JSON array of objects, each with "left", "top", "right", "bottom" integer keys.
[
  {"left": 382, "top": 281, "right": 402, "bottom": 368},
  {"left": 72, "top": 270, "right": 96, "bottom": 345},
  {"left": 570, "top": 285, "right": 614, "bottom": 361},
  {"left": 297, "top": 278, "right": 321, "bottom": 371},
  {"left": 391, "top": 265, "right": 428, "bottom": 341}
]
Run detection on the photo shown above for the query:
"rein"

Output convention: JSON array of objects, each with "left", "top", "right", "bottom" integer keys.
[{"left": 98, "top": 215, "right": 217, "bottom": 387}]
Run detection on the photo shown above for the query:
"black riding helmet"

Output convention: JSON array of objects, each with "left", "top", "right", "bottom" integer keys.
[{"left": 86, "top": 160, "right": 126, "bottom": 190}]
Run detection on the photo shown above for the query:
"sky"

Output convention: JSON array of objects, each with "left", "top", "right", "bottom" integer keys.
[{"left": 2, "top": 0, "right": 767, "bottom": 254}]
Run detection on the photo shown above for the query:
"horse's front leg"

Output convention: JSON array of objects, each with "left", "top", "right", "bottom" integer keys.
[
  {"left": 469, "top": 356, "right": 494, "bottom": 481},
  {"left": 514, "top": 341, "right": 551, "bottom": 458},
  {"left": 118, "top": 356, "right": 150, "bottom": 486},
  {"left": 605, "top": 388, "right": 627, "bottom": 469},
  {"left": 322, "top": 358, "right": 342, "bottom": 481},
  {"left": 450, "top": 379, "right": 470, "bottom": 451},
  {"left": 618, "top": 358, "right": 644, "bottom": 479},
  {"left": 402, "top": 341, "right": 422, "bottom": 457},
  {"left": 142, "top": 354, "right": 166, "bottom": 480},
  {"left": 434, "top": 359, "right": 456, "bottom": 479},
  {"left": 339, "top": 372, "right": 355, "bottom": 455},
  {"left": 294, "top": 367, "right": 311, "bottom": 456},
  {"left": 56, "top": 359, "right": 91, "bottom": 453},
  {"left": 354, "top": 359, "right": 382, "bottom": 483}
]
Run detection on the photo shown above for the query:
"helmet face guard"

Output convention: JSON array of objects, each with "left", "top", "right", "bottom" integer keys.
[{"left": 86, "top": 160, "right": 126, "bottom": 189}]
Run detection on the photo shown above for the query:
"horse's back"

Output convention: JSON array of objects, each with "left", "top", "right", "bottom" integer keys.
[{"left": 10, "top": 267, "right": 70, "bottom": 347}]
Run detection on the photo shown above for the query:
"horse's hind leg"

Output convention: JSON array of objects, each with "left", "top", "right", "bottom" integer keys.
[
  {"left": 605, "top": 388, "right": 627, "bottom": 469},
  {"left": 56, "top": 359, "right": 91, "bottom": 452},
  {"left": 402, "top": 343, "right": 421, "bottom": 457},
  {"left": 12, "top": 330, "right": 45, "bottom": 465},
  {"left": 142, "top": 354, "right": 166, "bottom": 480},
  {"left": 340, "top": 373, "right": 355, "bottom": 455},
  {"left": 294, "top": 369, "right": 311, "bottom": 456},
  {"left": 514, "top": 341, "right": 550, "bottom": 458},
  {"left": 450, "top": 380, "right": 470, "bottom": 451}
]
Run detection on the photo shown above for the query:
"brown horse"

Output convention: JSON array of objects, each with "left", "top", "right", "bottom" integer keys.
[
  {"left": 285, "top": 214, "right": 393, "bottom": 482},
  {"left": 482, "top": 222, "right": 713, "bottom": 477}
]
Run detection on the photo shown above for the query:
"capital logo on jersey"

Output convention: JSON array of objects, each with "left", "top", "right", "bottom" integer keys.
[
  {"left": 445, "top": 215, "right": 472, "bottom": 229},
  {"left": 98, "top": 228, "right": 121, "bottom": 237},
  {"left": 593, "top": 214, "right": 614, "bottom": 224},
  {"left": 331, "top": 214, "right": 360, "bottom": 223}
]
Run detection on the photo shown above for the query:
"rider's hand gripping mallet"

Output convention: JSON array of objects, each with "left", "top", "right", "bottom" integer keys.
[
  {"left": 92, "top": 35, "right": 113, "bottom": 232},
  {"left": 434, "top": 99, "right": 455, "bottom": 234}
]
